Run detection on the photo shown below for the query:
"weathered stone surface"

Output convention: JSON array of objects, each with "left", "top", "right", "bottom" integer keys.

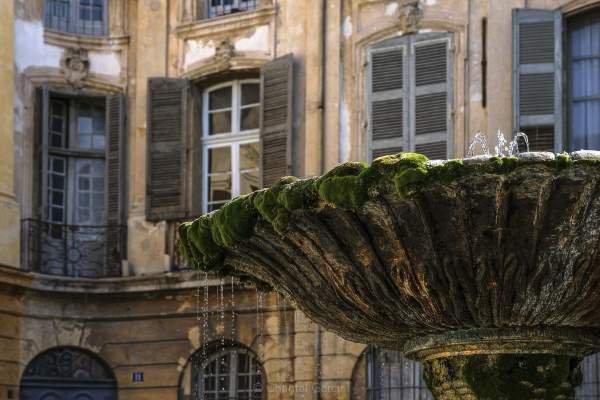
[{"left": 181, "top": 154, "right": 600, "bottom": 349}]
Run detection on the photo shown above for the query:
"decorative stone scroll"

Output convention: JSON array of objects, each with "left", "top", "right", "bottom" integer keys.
[{"left": 398, "top": 1, "right": 424, "bottom": 33}]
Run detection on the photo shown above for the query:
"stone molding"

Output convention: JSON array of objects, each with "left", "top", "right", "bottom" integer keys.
[
  {"left": 44, "top": 30, "right": 129, "bottom": 52},
  {"left": 182, "top": 56, "right": 268, "bottom": 81},
  {"left": 175, "top": 6, "right": 276, "bottom": 41},
  {"left": 23, "top": 67, "right": 124, "bottom": 93}
]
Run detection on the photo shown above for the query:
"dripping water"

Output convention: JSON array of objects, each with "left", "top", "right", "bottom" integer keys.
[{"left": 219, "top": 278, "right": 225, "bottom": 350}]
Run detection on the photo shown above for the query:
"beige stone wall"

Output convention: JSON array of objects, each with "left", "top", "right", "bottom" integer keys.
[
  {"left": 0, "top": 270, "right": 364, "bottom": 400},
  {"left": 0, "top": 0, "right": 20, "bottom": 270}
]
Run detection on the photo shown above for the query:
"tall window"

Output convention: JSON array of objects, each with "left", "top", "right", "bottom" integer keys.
[
  {"left": 44, "top": 0, "right": 108, "bottom": 36},
  {"left": 366, "top": 33, "right": 452, "bottom": 161},
  {"left": 569, "top": 10, "right": 600, "bottom": 151},
  {"left": 206, "top": 0, "right": 258, "bottom": 19},
  {"left": 365, "top": 348, "right": 433, "bottom": 400},
  {"left": 179, "top": 347, "right": 265, "bottom": 400},
  {"left": 203, "top": 80, "right": 260, "bottom": 212},
  {"left": 47, "top": 96, "right": 106, "bottom": 226}
]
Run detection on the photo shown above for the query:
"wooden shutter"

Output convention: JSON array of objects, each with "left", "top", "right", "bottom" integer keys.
[
  {"left": 260, "top": 54, "right": 293, "bottom": 188},
  {"left": 105, "top": 93, "right": 126, "bottom": 271},
  {"left": 37, "top": 86, "right": 50, "bottom": 220},
  {"left": 146, "top": 78, "right": 189, "bottom": 221},
  {"left": 411, "top": 37, "right": 452, "bottom": 160},
  {"left": 513, "top": 9, "right": 562, "bottom": 152},
  {"left": 106, "top": 93, "right": 126, "bottom": 225},
  {"left": 368, "top": 40, "right": 407, "bottom": 161}
]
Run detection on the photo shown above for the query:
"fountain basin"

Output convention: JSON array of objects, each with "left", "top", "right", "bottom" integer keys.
[{"left": 180, "top": 151, "right": 600, "bottom": 399}]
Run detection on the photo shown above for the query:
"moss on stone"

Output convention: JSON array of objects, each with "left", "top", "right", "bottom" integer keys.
[
  {"left": 210, "top": 194, "right": 258, "bottom": 248},
  {"left": 180, "top": 150, "right": 592, "bottom": 272}
]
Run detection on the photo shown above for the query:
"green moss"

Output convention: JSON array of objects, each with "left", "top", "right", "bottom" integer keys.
[
  {"left": 556, "top": 152, "right": 572, "bottom": 169},
  {"left": 179, "top": 150, "right": 586, "bottom": 272},
  {"left": 316, "top": 162, "right": 368, "bottom": 209},
  {"left": 211, "top": 194, "right": 258, "bottom": 247}
]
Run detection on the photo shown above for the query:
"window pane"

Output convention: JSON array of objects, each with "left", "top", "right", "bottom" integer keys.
[
  {"left": 240, "top": 171, "right": 259, "bottom": 195},
  {"left": 50, "top": 99, "right": 67, "bottom": 148},
  {"left": 209, "top": 175, "right": 232, "bottom": 202},
  {"left": 75, "top": 159, "right": 105, "bottom": 225},
  {"left": 241, "top": 83, "right": 260, "bottom": 105},
  {"left": 240, "top": 143, "right": 259, "bottom": 170},
  {"left": 209, "top": 87, "right": 233, "bottom": 110},
  {"left": 209, "top": 147, "right": 231, "bottom": 173},
  {"left": 240, "top": 107, "right": 259, "bottom": 131},
  {"left": 209, "top": 111, "right": 232, "bottom": 135}
]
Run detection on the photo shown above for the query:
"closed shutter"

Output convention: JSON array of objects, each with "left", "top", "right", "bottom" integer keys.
[
  {"left": 146, "top": 78, "right": 189, "bottom": 221},
  {"left": 105, "top": 93, "right": 126, "bottom": 269},
  {"left": 260, "top": 54, "right": 293, "bottom": 188},
  {"left": 411, "top": 38, "right": 451, "bottom": 160},
  {"left": 368, "top": 42, "right": 407, "bottom": 161},
  {"left": 513, "top": 9, "right": 562, "bottom": 152}
]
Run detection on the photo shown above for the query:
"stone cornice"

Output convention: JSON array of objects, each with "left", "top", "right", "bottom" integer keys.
[
  {"left": 0, "top": 264, "right": 217, "bottom": 294},
  {"left": 44, "top": 30, "right": 129, "bottom": 52},
  {"left": 175, "top": 6, "right": 276, "bottom": 41}
]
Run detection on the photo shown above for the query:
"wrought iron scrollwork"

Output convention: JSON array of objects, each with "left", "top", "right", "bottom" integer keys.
[{"left": 21, "top": 219, "right": 125, "bottom": 278}]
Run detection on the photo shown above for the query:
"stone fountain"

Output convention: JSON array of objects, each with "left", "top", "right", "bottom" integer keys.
[{"left": 179, "top": 150, "right": 600, "bottom": 399}]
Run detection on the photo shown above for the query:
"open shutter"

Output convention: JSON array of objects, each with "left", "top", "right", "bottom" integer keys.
[
  {"left": 146, "top": 78, "right": 188, "bottom": 221},
  {"left": 34, "top": 87, "right": 50, "bottom": 220},
  {"left": 105, "top": 93, "right": 126, "bottom": 271},
  {"left": 260, "top": 54, "right": 293, "bottom": 188},
  {"left": 367, "top": 41, "right": 407, "bottom": 161},
  {"left": 106, "top": 93, "right": 126, "bottom": 225},
  {"left": 513, "top": 9, "right": 562, "bottom": 152},
  {"left": 411, "top": 37, "right": 452, "bottom": 160}
]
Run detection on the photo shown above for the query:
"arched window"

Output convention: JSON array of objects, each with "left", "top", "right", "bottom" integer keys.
[
  {"left": 20, "top": 347, "right": 117, "bottom": 400},
  {"left": 351, "top": 347, "right": 433, "bottom": 400},
  {"left": 180, "top": 345, "right": 265, "bottom": 400}
]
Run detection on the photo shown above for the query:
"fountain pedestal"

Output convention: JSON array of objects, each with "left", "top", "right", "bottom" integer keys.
[{"left": 405, "top": 328, "right": 599, "bottom": 399}]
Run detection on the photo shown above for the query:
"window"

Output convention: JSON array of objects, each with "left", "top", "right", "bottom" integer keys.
[
  {"left": 366, "top": 33, "right": 452, "bottom": 161},
  {"left": 351, "top": 347, "right": 433, "bottom": 400},
  {"left": 179, "top": 347, "right": 265, "bottom": 400},
  {"left": 44, "top": 0, "right": 108, "bottom": 36},
  {"left": 47, "top": 96, "right": 107, "bottom": 226},
  {"left": 22, "top": 90, "right": 125, "bottom": 278},
  {"left": 203, "top": 80, "right": 260, "bottom": 212},
  {"left": 205, "top": 0, "right": 259, "bottom": 19},
  {"left": 568, "top": 10, "right": 600, "bottom": 151}
]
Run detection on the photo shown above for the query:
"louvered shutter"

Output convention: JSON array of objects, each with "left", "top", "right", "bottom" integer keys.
[
  {"left": 105, "top": 93, "right": 126, "bottom": 271},
  {"left": 146, "top": 78, "right": 189, "bottom": 221},
  {"left": 35, "top": 86, "right": 50, "bottom": 220},
  {"left": 368, "top": 42, "right": 407, "bottom": 161},
  {"left": 411, "top": 37, "right": 451, "bottom": 160},
  {"left": 260, "top": 54, "right": 293, "bottom": 188},
  {"left": 513, "top": 9, "right": 562, "bottom": 152}
]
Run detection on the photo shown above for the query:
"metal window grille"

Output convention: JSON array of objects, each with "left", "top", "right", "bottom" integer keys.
[
  {"left": 207, "top": 0, "right": 258, "bottom": 19},
  {"left": 366, "top": 347, "right": 434, "bottom": 400},
  {"left": 44, "top": 0, "right": 107, "bottom": 36}
]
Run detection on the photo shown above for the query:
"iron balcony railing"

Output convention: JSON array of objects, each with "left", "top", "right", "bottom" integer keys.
[{"left": 21, "top": 219, "right": 125, "bottom": 278}]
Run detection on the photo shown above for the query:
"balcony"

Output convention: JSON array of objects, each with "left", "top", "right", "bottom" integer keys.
[{"left": 21, "top": 219, "right": 125, "bottom": 278}]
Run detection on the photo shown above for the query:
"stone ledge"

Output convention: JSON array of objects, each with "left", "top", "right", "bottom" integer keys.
[
  {"left": 175, "top": 6, "right": 276, "bottom": 41},
  {"left": 44, "top": 29, "right": 129, "bottom": 51}
]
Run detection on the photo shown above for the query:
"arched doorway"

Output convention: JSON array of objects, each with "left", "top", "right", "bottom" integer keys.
[{"left": 20, "top": 347, "right": 117, "bottom": 400}]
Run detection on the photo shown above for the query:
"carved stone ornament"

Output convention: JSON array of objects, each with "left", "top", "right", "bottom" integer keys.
[
  {"left": 214, "top": 37, "right": 236, "bottom": 66},
  {"left": 61, "top": 48, "right": 90, "bottom": 88},
  {"left": 398, "top": 1, "right": 424, "bottom": 33}
]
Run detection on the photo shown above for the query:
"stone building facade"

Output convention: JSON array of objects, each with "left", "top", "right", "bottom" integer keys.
[{"left": 2, "top": 0, "right": 600, "bottom": 399}]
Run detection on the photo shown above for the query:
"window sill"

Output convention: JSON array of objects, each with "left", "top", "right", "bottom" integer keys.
[
  {"left": 175, "top": 5, "right": 276, "bottom": 41},
  {"left": 44, "top": 29, "right": 130, "bottom": 51}
]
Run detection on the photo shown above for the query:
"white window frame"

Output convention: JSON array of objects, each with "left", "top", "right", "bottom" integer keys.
[
  {"left": 44, "top": 0, "right": 109, "bottom": 36},
  {"left": 202, "top": 79, "right": 260, "bottom": 213},
  {"left": 206, "top": 0, "right": 259, "bottom": 19}
]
